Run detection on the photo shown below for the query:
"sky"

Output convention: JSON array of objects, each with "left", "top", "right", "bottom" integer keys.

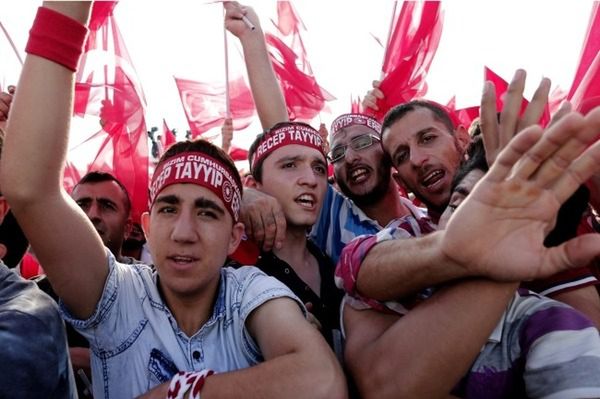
[{"left": 0, "top": 1, "right": 596, "bottom": 151}]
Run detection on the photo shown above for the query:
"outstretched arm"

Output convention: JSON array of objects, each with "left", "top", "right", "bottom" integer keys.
[
  {"left": 224, "top": 2, "right": 287, "bottom": 129},
  {"left": 344, "top": 279, "right": 517, "bottom": 399},
  {"left": 0, "top": 2, "right": 107, "bottom": 320}
]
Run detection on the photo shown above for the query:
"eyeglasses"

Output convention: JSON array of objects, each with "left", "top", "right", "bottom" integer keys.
[{"left": 328, "top": 134, "right": 380, "bottom": 163}]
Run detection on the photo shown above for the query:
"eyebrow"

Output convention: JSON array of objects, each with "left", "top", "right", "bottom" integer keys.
[
  {"left": 454, "top": 185, "right": 471, "bottom": 198},
  {"left": 155, "top": 194, "right": 226, "bottom": 215}
]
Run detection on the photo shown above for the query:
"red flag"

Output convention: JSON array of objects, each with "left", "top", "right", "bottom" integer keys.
[
  {"left": 161, "top": 119, "right": 176, "bottom": 151},
  {"left": 568, "top": 2, "right": 600, "bottom": 100},
  {"left": 351, "top": 95, "right": 362, "bottom": 114},
  {"left": 484, "top": 67, "right": 551, "bottom": 126},
  {"left": 69, "top": 1, "right": 149, "bottom": 224},
  {"left": 228, "top": 146, "right": 249, "bottom": 162},
  {"left": 568, "top": 3, "right": 600, "bottom": 114},
  {"left": 369, "top": 1, "right": 443, "bottom": 121},
  {"left": 266, "top": 2, "right": 335, "bottom": 121},
  {"left": 174, "top": 76, "right": 255, "bottom": 138}
]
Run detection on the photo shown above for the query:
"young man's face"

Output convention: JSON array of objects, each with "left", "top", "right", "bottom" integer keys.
[
  {"left": 142, "top": 183, "right": 243, "bottom": 299},
  {"left": 331, "top": 126, "right": 391, "bottom": 206},
  {"left": 72, "top": 180, "right": 131, "bottom": 256},
  {"left": 382, "top": 107, "right": 467, "bottom": 214},
  {"left": 254, "top": 145, "right": 327, "bottom": 230},
  {"left": 438, "top": 168, "right": 485, "bottom": 229}
]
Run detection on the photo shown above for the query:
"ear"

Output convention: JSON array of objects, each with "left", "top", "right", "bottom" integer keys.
[
  {"left": 0, "top": 197, "right": 9, "bottom": 225},
  {"left": 392, "top": 171, "right": 408, "bottom": 191},
  {"left": 244, "top": 174, "right": 260, "bottom": 189},
  {"left": 0, "top": 244, "right": 6, "bottom": 260},
  {"left": 123, "top": 217, "right": 134, "bottom": 240},
  {"left": 140, "top": 212, "right": 151, "bottom": 241},
  {"left": 227, "top": 221, "right": 245, "bottom": 256},
  {"left": 455, "top": 125, "right": 471, "bottom": 152}
]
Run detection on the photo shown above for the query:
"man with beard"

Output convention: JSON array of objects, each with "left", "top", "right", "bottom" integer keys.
[{"left": 310, "top": 113, "right": 426, "bottom": 264}]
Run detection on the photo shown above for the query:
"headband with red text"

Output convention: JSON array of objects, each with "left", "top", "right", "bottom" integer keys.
[
  {"left": 330, "top": 113, "right": 382, "bottom": 139},
  {"left": 251, "top": 123, "right": 326, "bottom": 171},
  {"left": 149, "top": 152, "right": 241, "bottom": 222}
]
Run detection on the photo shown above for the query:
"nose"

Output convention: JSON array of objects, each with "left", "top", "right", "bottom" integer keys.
[
  {"left": 170, "top": 211, "right": 197, "bottom": 243},
  {"left": 298, "top": 165, "right": 318, "bottom": 188},
  {"left": 344, "top": 145, "right": 362, "bottom": 164},
  {"left": 86, "top": 201, "right": 102, "bottom": 223},
  {"left": 409, "top": 148, "right": 429, "bottom": 169}
]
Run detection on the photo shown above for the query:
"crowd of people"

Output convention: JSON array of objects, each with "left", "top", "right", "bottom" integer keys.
[{"left": 0, "top": 1, "right": 599, "bottom": 398}]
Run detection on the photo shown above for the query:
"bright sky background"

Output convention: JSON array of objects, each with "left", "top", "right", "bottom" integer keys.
[{"left": 0, "top": 1, "right": 596, "bottom": 151}]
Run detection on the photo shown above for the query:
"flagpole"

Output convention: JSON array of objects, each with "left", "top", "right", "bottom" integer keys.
[
  {"left": 223, "top": 7, "right": 231, "bottom": 118},
  {"left": 381, "top": 0, "right": 398, "bottom": 80},
  {"left": 0, "top": 19, "right": 24, "bottom": 66}
]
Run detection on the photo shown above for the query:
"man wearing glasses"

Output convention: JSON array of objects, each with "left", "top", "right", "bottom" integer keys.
[{"left": 310, "top": 113, "right": 425, "bottom": 264}]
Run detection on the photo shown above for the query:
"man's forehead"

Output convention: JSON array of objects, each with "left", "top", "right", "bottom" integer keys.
[
  {"left": 269, "top": 143, "right": 326, "bottom": 162},
  {"left": 72, "top": 180, "right": 123, "bottom": 197},
  {"left": 332, "top": 125, "right": 377, "bottom": 146}
]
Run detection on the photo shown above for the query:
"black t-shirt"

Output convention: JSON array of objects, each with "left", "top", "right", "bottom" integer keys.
[{"left": 254, "top": 240, "right": 344, "bottom": 350}]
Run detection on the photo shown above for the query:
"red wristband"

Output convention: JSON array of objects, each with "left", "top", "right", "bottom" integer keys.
[{"left": 25, "top": 7, "right": 88, "bottom": 72}]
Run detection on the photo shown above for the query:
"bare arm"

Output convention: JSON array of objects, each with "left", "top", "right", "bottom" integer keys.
[
  {"left": 344, "top": 279, "right": 517, "bottom": 399},
  {"left": 0, "top": 2, "right": 107, "bottom": 319},
  {"left": 138, "top": 298, "right": 347, "bottom": 399},
  {"left": 224, "top": 2, "right": 288, "bottom": 129}
]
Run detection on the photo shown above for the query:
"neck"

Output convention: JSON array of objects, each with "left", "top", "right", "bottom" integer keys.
[
  {"left": 273, "top": 224, "right": 321, "bottom": 295},
  {"left": 159, "top": 276, "right": 219, "bottom": 337},
  {"left": 361, "top": 181, "right": 410, "bottom": 227}
]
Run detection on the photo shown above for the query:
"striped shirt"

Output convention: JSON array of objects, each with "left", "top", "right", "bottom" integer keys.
[{"left": 336, "top": 215, "right": 600, "bottom": 398}]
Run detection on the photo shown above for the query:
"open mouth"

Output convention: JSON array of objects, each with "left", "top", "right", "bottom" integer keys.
[
  {"left": 295, "top": 194, "right": 316, "bottom": 209},
  {"left": 167, "top": 255, "right": 198, "bottom": 265},
  {"left": 421, "top": 169, "right": 444, "bottom": 188},
  {"left": 349, "top": 166, "right": 370, "bottom": 184}
]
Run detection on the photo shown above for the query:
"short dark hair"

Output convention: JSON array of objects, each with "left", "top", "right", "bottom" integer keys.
[
  {"left": 450, "top": 137, "right": 488, "bottom": 193},
  {"left": 159, "top": 138, "right": 243, "bottom": 198},
  {"left": 381, "top": 100, "right": 456, "bottom": 140},
  {"left": 248, "top": 131, "right": 267, "bottom": 183},
  {"left": 74, "top": 171, "right": 131, "bottom": 215}
]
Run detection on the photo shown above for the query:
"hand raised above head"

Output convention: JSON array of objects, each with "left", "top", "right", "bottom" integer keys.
[
  {"left": 442, "top": 107, "right": 600, "bottom": 282},
  {"left": 480, "top": 69, "right": 551, "bottom": 166},
  {"left": 361, "top": 80, "right": 384, "bottom": 112},
  {"left": 224, "top": 1, "right": 260, "bottom": 39}
]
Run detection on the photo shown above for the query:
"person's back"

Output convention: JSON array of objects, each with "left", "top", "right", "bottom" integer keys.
[{"left": 0, "top": 258, "right": 76, "bottom": 398}]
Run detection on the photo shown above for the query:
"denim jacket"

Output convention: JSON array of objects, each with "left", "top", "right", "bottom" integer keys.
[{"left": 61, "top": 253, "right": 301, "bottom": 399}]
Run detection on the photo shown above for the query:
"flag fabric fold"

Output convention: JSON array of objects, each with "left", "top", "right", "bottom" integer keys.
[
  {"left": 174, "top": 75, "right": 255, "bottom": 138},
  {"left": 69, "top": 1, "right": 149, "bottom": 223},
  {"left": 266, "top": 1, "right": 335, "bottom": 121},
  {"left": 369, "top": 1, "right": 444, "bottom": 121}
]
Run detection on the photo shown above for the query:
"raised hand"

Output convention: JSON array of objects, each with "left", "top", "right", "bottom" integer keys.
[
  {"left": 480, "top": 69, "right": 551, "bottom": 166},
  {"left": 221, "top": 117, "right": 233, "bottom": 153},
  {"left": 361, "top": 80, "right": 384, "bottom": 112},
  {"left": 442, "top": 108, "right": 600, "bottom": 282},
  {"left": 224, "top": 1, "right": 260, "bottom": 39}
]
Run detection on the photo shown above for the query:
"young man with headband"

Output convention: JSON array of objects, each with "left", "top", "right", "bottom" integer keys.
[
  {"left": 0, "top": 2, "right": 346, "bottom": 398},
  {"left": 244, "top": 121, "right": 344, "bottom": 353}
]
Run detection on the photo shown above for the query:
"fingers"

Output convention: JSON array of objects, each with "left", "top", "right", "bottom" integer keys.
[
  {"left": 511, "top": 112, "right": 585, "bottom": 182},
  {"left": 480, "top": 80, "right": 499, "bottom": 164},
  {"left": 549, "top": 100, "right": 572, "bottom": 127},
  {"left": 499, "top": 69, "right": 526, "bottom": 149},
  {"left": 519, "top": 77, "right": 551, "bottom": 130},
  {"left": 544, "top": 234, "right": 600, "bottom": 276},
  {"left": 362, "top": 87, "right": 384, "bottom": 111},
  {"left": 551, "top": 108, "right": 600, "bottom": 203},
  {"left": 486, "top": 125, "right": 544, "bottom": 182},
  {"left": 260, "top": 208, "right": 286, "bottom": 251},
  {"left": 0, "top": 91, "right": 14, "bottom": 121}
]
